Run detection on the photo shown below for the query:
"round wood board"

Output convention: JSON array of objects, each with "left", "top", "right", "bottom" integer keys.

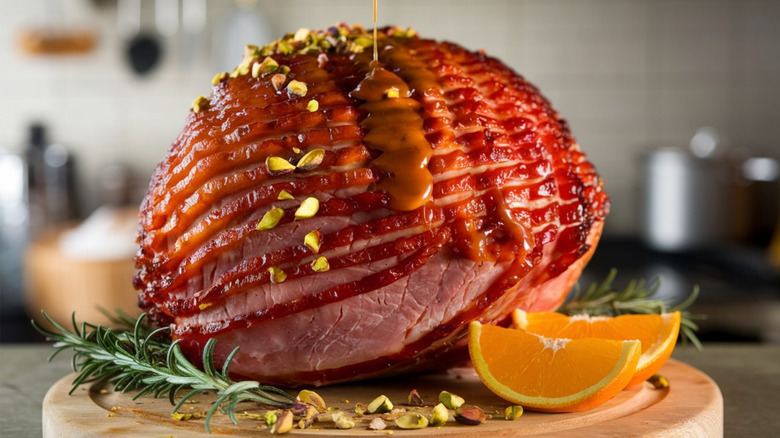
[{"left": 43, "top": 359, "right": 722, "bottom": 437}]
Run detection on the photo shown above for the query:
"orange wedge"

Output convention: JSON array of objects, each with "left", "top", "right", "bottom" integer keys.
[
  {"left": 468, "top": 321, "right": 641, "bottom": 412},
  {"left": 512, "top": 310, "right": 681, "bottom": 387}
]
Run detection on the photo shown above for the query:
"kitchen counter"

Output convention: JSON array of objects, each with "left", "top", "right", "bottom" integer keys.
[{"left": 0, "top": 344, "right": 778, "bottom": 437}]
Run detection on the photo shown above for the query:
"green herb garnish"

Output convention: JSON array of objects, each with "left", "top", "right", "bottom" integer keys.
[{"left": 32, "top": 311, "right": 294, "bottom": 433}]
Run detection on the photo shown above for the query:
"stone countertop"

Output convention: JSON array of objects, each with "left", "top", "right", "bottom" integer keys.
[{"left": 1, "top": 343, "right": 778, "bottom": 437}]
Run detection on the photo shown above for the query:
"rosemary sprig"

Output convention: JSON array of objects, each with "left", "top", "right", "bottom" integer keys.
[
  {"left": 32, "top": 311, "right": 295, "bottom": 433},
  {"left": 559, "top": 268, "right": 705, "bottom": 350}
]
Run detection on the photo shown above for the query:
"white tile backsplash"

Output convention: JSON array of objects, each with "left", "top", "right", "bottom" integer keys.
[{"left": 0, "top": 0, "right": 778, "bottom": 236}]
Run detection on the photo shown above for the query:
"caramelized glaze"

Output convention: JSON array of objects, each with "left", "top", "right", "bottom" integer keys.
[{"left": 135, "top": 26, "right": 609, "bottom": 386}]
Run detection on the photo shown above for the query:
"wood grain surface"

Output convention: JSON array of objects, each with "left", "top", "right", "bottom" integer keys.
[{"left": 42, "top": 359, "right": 722, "bottom": 437}]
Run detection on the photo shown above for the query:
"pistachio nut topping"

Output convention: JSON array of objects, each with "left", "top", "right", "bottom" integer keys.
[
  {"left": 265, "top": 156, "right": 296, "bottom": 174},
  {"left": 304, "top": 230, "right": 322, "bottom": 253},
  {"left": 297, "top": 389, "right": 327, "bottom": 412},
  {"left": 277, "top": 189, "right": 295, "bottom": 201},
  {"left": 251, "top": 62, "right": 262, "bottom": 79},
  {"left": 648, "top": 374, "right": 670, "bottom": 389},
  {"left": 407, "top": 389, "right": 424, "bottom": 406},
  {"left": 292, "top": 147, "right": 302, "bottom": 154},
  {"left": 438, "top": 391, "right": 465, "bottom": 410},
  {"left": 504, "top": 405, "right": 523, "bottom": 421},
  {"left": 287, "top": 80, "right": 308, "bottom": 97},
  {"left": 354, "top": 403, "right": 366, "bottom": 415},
  {"left": 430, "top": 403, "right": 449, "bottom": 426},
  {"left": 395, "top": 412, "right": 428, "bottom": 430},
  {"left": 296, "top": 148, "right": 325, "bottom": 170},
  {"left": 254, "top": 56, "right": 280, "bottom": 77},
  {"left": 191, "top": 95, "right": 210, "bottom": 113},
  {"left": 310, "top": 256, "right": 330, "bottom": 272},
  {"left": 307, "top": 99, "right": 319, "bottom": 112},
  {"left": 332, "top": 412, "right": 355, "bottom": 429},
  {"left": 271, "top": 73, "right": 287, "bottom": 91},
  {"left": 230, "top": 48, "right": 255, "bottom": 78},
  {"left": 367, "top": 395, "right": 393, "bottom": 414},
  {"left": 212, "top": 72, "right": 227, "bottom": 85},
  {"left": 293, "top": 27, "right": 310, "bottom": 42},
  {"left": 267, "top": 266, "right": 287, "bottom": 284},
  {"left": 454, "top": 405, "right": 486, "bottom": 426},
  {"left": 294, "top": 197, "right": 320, "bottom": 220},
  {"left": 264, "top": 411, "right": 278, "bottom": 426},
  {"left": 256, "top": 207, "right": 284, "bottom": 230},
  {"left": 270, "top": 410, "right": 293, "bottom": 434},
  {"left": 198, "top": 302, "right": 213, "bottom": 311},
  {"left": 252, "top": 23, "right": 418, "bottom": 60}
]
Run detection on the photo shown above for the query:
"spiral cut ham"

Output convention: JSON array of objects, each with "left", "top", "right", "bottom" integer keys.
[{"left": 134, "top": 25, "right": 609, "bottom": 386}]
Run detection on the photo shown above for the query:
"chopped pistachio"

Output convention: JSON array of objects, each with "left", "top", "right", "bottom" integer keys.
[
  {"left": 353, "top": 35, "right": 373, "bottom": 48},
  {"left": 438, "top": 391, "right": 465, "bottom": 410},
  {"left": 454, "top": 405, "right": 486, "bottom": 425},
  {"left": 212, "top": 72, "right": 228, "bottom": 85},
  {"left": 230, "top": 54, "right": 254, "bottom": 78},
  {"left": 267, "top": 266, "right": 287, "bottom": 284},
  {"left": 264, "top": 411, "right": 278, "bottom": 426},
  {"left": 297, "top": 389, "right": 327, "bottom": 412},
  {"left": 277, "top": 39, "right": 294, "bottom": 55},
  {"left": 244, "top": 44, "right": 260, "bottom": 57},
  {"left": 191, "top": 95, "right": 210, "bottom": 113},
  {"left": 293, "top": 28, "right": 310, "bottom": 42},
  {"left": 251, "top": 62, "right": 262, "bottom": 78},
  {"left": 354, "top": 403, "right": 367, "bottom": 415},
  {"left": 332, "top": 412, "right": 355, "bottom": 429},
  {"left": 256, "top": 56, "right": 280, "bottom": 75},
  {"left": 256, "top": 208, "right": 284, "bottom": 230},
  {"left": 296, "top": 148, "right": 325, "bottom": 170},
  {"left": 304, "top": 405, "right": 319, "bottom": 420},
  {"left": 304, "top": 230, "right": 322, "bottom": 253},
  {"left": 294, "top": 197, "right": 320, "bottom": 220},
  {"left": 198, "top": 302, "right": 213, "bottom": 311},
  {"left": 265, "top": 156, "right": 296, "bottom": 174},
  {"left": 368, "top": 417, "right": 387, "bottom": 430},
  {"left": 292, "top": 147, "right": 302, "bottom": 154},
  {"left": 280, "top": 65, "right": 291, "bottom": 75},
  {"left": 395, "top": 412, "right": 428, "bottom": 429},
  {"left": 367, "top": 395, "right": 393, "bottom": 414},
  {"left": 307, "top": 99, "right": 319, "bottom": 112},
  {"left": 310, "top": 256, "right": 330, "bottom": 272},
  {"left": 386, "top": 87, "right": 400, "bottom": 99},
  {"left": 271, "top": 73, "right": 287, "bottom": 91},
  {"left": 504, "top": 405, "right": 523, "bottom": 421},
  {"left": 430, "top": 403, "right": 449, "bottom": 426},
  {"left": 407, "top": 389, "right": 424, "bottom": 407},
  {"left": 286, "top": 80, "right": 308, "bottom": 97},
  {"left": 271, "top": 410, "right": 293, "bottom": 434},
  {"left": 277, "top": 189, "right": 295, "bottom": 201},
  {"left": 648, "top": 374, "right": 670, "bottom": 389}
]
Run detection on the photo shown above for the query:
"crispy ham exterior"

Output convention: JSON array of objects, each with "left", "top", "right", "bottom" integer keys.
[{"left": 134, "top": 28, "right": 608, "bottom": 386}]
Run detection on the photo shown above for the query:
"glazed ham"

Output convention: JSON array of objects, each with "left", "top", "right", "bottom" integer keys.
[{"left": 134, "top": 25, "right": 608, "bottom": 386}]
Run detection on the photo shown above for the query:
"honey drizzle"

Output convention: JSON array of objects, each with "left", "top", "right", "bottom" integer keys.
[
  {"left": 351, "top": 60, "right": 433, "bottom": 211},
  {"left": 373, "top": 0, "right": 378, "bottom": 62}
]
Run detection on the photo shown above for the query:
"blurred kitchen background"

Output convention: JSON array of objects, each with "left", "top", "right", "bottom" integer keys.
[{"left": 1, "top": 0, "right": 778, "bottom": 343}]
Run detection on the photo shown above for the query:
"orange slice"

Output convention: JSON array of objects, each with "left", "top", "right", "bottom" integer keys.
[
  {"left": 512, "top": 310, "right": 681, "bottom": 387},
  {"left": 468, "top": 321, "right": 641, "bottom": 412}
]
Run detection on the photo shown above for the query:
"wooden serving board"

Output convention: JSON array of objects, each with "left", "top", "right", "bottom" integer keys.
[{"left": 43, "top": 359, "right": 722, "bottom": 437}]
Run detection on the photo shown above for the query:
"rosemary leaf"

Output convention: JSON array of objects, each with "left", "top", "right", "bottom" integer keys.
[{"left": 32, "top": 311, "right": 294, "bottom": 433}]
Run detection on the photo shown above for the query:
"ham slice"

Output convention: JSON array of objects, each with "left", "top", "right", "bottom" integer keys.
[{"left": 134, "top": 25, "right": 609, "bottom": 386}]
